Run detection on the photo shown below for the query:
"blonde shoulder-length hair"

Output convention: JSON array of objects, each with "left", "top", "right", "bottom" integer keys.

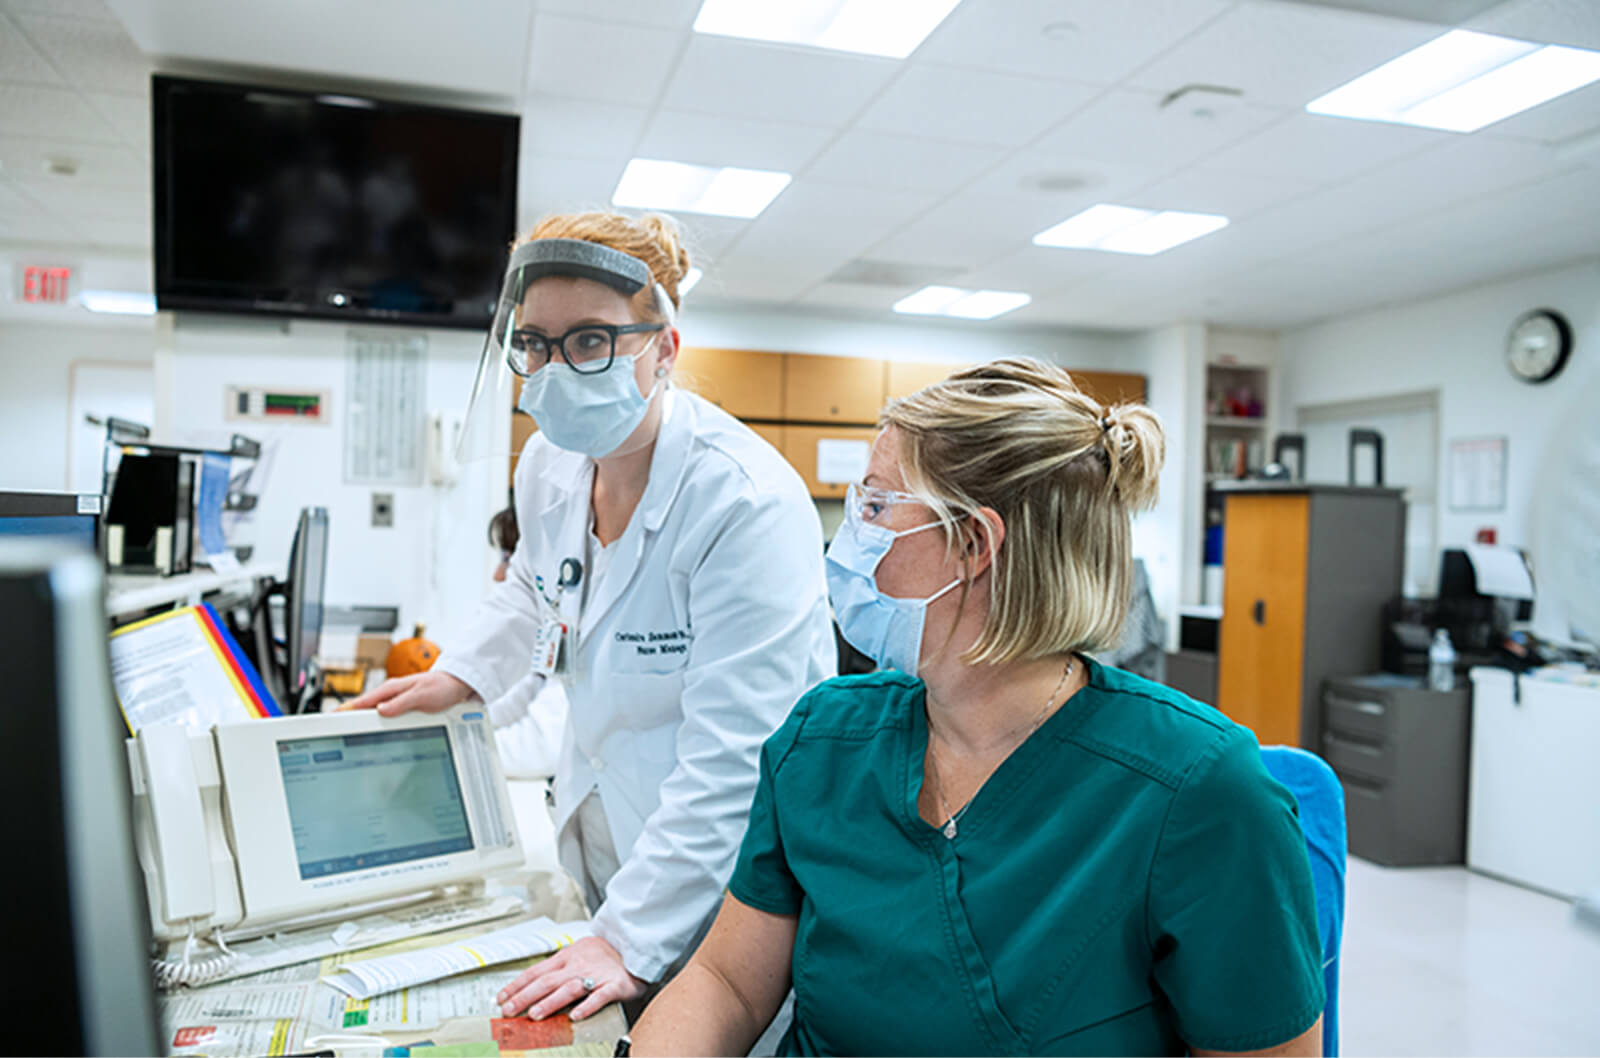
[{"left": 881, "top": 357, "right": 1165, "bottom": 666}]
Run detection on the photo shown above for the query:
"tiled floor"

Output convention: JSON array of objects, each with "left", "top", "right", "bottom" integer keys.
[{"left": 1341, "top": 857, "right": 1600, "bottom": 1056}]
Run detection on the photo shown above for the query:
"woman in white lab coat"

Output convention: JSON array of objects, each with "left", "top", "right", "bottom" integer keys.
[{"left": 349, "top": 210, "right": 836, "bottom": 1021}]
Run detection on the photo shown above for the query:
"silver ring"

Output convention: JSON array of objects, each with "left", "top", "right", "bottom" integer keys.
[{"left": 581, "top": 975, "right": 596, "bottom": 993}]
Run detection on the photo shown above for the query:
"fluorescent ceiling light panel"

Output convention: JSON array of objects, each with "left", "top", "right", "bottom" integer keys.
[
  {"left": 1307, "top": 29, "right": 1600, "bottom": 133},
  {"left": 1033, "top": 205, "right": 1229, "bottom": 256},
  {"left": 612, "top": 158, "right": 791, "bottom": 219},
  {"left": 79, "top": 290, "right": 156, "bottom": 315},
  {"left": 893, "top": 285, "right": 1030, "bottom": 320},
  {"left": 693, "top": 0, "right": 962, "bottom": 59}
]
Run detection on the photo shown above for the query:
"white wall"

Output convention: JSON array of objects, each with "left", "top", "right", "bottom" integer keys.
[
  {"left": 1279, "top": 259, "right": 1600, "bottom": 561},
  {"left": 0, "top": 317, "right": 155, "bottom": 491},
  {"left": 153, "top": 313, "right": 501, "bottom": 647}
]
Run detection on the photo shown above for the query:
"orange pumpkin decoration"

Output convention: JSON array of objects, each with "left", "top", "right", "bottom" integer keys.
[{"left": 386, "top": 623, "right": 440, "bottom": 678}]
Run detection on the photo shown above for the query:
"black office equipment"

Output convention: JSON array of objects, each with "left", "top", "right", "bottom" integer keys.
[
  {"left": 0, "top": 490, "right": 100, "bottom": 553},
  {"left": 153, "top": 74, "right": 519, "bottom": 329},
  {"left": 0, "top": 543, "right": 163, "bottom": 1055},
  {"left": 105, "top": 452, "right": 194, "bottom": 574}
]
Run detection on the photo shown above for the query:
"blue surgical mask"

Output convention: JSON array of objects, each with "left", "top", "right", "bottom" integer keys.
[
  {"left": 826, "top": 516, "right": 960, "bottom": 676},
  {"left": 517, "top": 351, "right": 659, "bottom": 458}
]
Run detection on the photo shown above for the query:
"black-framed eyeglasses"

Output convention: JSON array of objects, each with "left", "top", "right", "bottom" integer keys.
[{"left": 505, "top": 322, "right": 664, "bottom": 377}]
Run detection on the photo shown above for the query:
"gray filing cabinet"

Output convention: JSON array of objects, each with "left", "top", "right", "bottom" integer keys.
[{"left": 1321, "top": 673, "right": 1471, "bottom": 866}]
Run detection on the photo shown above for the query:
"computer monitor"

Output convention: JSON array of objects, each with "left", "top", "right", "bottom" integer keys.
[
  {"left": 284, "top": 506, "right": 329, "bottom": 712},
  {"left": 0, "top": 490, "right": 101, "bottom": 554},
  {"left": 0, "top": 542, "right": 162, "bottom": 1056}
]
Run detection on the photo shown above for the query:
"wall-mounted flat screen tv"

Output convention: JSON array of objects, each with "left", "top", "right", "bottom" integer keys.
[{"left": 153, "top": 75, "right": 519, "bottom": 330}]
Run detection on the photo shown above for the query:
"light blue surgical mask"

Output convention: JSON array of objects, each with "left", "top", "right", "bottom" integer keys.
[
  {"left": 826, "top": 514, "right": 961, "bottom": 676},
  {"left": 516, "top": 351, "right": 659, "bottom": 458}
]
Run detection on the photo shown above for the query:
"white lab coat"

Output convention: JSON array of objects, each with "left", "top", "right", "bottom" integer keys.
[{"left": 436, "top": 389, "right": 836, "bottom": 981}]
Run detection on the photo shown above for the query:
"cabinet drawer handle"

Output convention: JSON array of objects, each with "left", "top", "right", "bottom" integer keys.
[
  {"left": 1327, "top": 693, "right": 1385, "bottom": 717},
  {"left": 1252, "top": 599, "right": 1265, "bottom": 625}
]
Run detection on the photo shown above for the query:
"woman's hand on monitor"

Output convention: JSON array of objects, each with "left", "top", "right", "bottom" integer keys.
[{"left": 342, "top": 671, "right": 475, "bottom": 717}]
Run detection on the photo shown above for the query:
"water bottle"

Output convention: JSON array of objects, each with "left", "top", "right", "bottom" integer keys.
[{"left": 1428, "top": 628, "right": 1457, "bottom": 692}]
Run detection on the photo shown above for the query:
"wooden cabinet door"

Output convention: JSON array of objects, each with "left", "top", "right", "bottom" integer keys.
[
  {"left": 884, "top": 360, "right": 967, "bottom": 401},
  {"left": 673, "top": 346, "right": 784, "bottom": 420},
  {"left": 1217, "top": 494, "right": 1309, "bottom": 746},
  {"left": 748, "top": 423, "right": 785, "bottom": 454},
  {"left": 783, "top": 353, "right": 885, "bottom": 424},
  {"left": 1073, "top": 370, "right": 1147, "bottom": 406},
  {"left": 782, "top": 425, "right": 878, "bottom": 499}
]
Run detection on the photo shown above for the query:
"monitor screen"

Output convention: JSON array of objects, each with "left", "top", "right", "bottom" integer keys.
[
  {"left": 287, "top": 507, "right": 329, "bottom": 699},
  {"left": 277, "top": 727, "right": 473, "bottom": 880},
  {"left": 153, "top": 75, "right": 519, "bottom": 329},
  {"left": 0, "top": 492, "right": 99, "bottom": 554}
]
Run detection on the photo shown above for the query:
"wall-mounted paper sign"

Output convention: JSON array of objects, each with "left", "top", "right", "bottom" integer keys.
[{"left": 816, "top": 439, "right": 870, "bottom": 485}]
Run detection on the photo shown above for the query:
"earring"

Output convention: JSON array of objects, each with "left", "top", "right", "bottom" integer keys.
[{"left": 654, "top": 367, "right": 669, "bottom": 379}]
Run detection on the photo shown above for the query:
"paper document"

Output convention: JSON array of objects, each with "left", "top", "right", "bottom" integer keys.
[
  {"left": 1463, "top": 544, "right": 1534, "bottom": 600},
  {"left": 322, "top": 917, "right": 590, "bottom": 1000},
  {"left": 108, "top": 605, "right": 277, "bottom": 731},
  {"left": 816, "top": 438, "right": 870, "bottom": 485}
]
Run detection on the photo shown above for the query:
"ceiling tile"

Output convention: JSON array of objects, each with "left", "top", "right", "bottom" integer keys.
[
  {"left": 636, "top": 109, "right": 836, "bottom": 173},
  {"left": 1129, "top": 165, "right": 1319, "bottom": 219},
  {"left": 1127, "top": 1, "right": 1444, "bottom": 107},
  {"left": 802, "top": 130, "right": 1008, "bottom": 196},
  {"left": 13, "top": 12, "right": 151, "bottom": 96},
  {"left": 854, "top": 64, "right": 1101, "bottom": 147},
  {"left": 913, "top": 0, "right": 1233, "bottom": 86},
  {"left": 1013, "top": 88, "right": 1289, "bottom": 182},
  {"left": 661, "top": 35, "right": 899, "bottom": 126},
  {"left": 109, "top": 0, "right": 532, "bottom": 102},
  {"left": 521, "top": 96, "right": 649, "bottom": 162},
  {"left": 527, "top": 14, "right": 682, "bottom": 107},
  {"left": 517, "top": 156, "right": 627, "bottom": 224},
  {"left": 1467, "top": 0, "right": 1600, "bottom": 52},
  {"left": 1204, "top": 111, "right": 1450, "bottom": 184},
  {"left": 0, "top": 84, "right": 119, "bottom": 141},
  {"left": 674, "top": 214, "right": 748, "bottom": 261},
  {"left": 0, "top": 12, "right": 67, "bottom": 85},
  {"left": 955, "top": 245, "right": 1112, "bottom": 297},
  {"left": 795, "top": 281, "right": 905, "bottom": 313},
  {"left": 726, "top": 181, "right": 939, "bottom": 263},
  {"left": 531, "top": 0, "right": 700, "bottom": 31},
  {"left": 14, "top": 180, "right": 147, "bottom": 220},
  {"left": 1, "top": 0, "right": 120, "bottom": 19},
  {"left": 0, "top": 137, "right": 147, "bottom": 189},
  {"left": 83, "top": 91, "right": 149, "bottom": 149},
  {"left": 866, "top": 188, "right": 1084, "bottom": 270}
]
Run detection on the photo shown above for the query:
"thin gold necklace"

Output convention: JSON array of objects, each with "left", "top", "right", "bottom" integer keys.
[{"left": 928, "top": 655, "right": 1075, "bottom": 840}]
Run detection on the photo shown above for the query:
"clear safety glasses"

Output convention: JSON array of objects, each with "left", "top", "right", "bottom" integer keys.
[{"left": 844, "top": 481, "right": 932, "bottom": 527}]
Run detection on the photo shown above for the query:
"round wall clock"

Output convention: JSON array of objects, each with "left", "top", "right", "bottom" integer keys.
[{"left": 1505, "top": 308, "right": 1573, "bottom": 384}]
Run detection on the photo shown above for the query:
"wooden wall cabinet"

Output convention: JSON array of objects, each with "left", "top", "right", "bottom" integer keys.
[
  {"left": 1073, "top": 370, "right": 1147, "bottom": 407},
  {"left": 782, "top": 425, "right": 878, "bottom": 500},
  {"left": 674, "top": 346, "right": 784, "bottom": 420},
  {"left": 1216, "top": 483, "right": 1403, "bottom": 749},
  {"left": 783, "top": 353, "right": 885, "bottom": 424}
]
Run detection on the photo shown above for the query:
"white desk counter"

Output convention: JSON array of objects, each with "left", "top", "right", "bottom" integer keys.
[
  {"left": 1468, "top": 666, "right": 1600, "bottom": 899},
  {"left": 106, "top": 560, "right": 280, "bottom": 619}
]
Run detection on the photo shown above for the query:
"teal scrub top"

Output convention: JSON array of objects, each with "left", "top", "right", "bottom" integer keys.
[{"left": 728, "top": 659, "right": 1326, "bottom": 1057}]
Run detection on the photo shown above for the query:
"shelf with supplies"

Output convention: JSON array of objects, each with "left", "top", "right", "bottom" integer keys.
[
  {"left": 106, "top": 560, "right": 281, "bottom": 622},
  {"left": 1207, "top": 416, "right": 1269, "bottom": 429}
]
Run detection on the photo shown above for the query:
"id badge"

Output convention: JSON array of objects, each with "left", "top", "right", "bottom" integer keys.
[{"left": 531, "top": 618, "right": 568, "bottom": 677}]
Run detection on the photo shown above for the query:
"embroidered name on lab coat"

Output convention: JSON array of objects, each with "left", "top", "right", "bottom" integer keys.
[{"left": 616, "top": 629, "right": 691, "bottom": 657}]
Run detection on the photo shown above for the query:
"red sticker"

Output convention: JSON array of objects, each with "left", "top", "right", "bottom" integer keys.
[
  {"left": 492, "top": 1016, "right": 575, "bottom": 1049},
  {"left": 173, "top": 1026, "right": 217, "bottom": 1047}
]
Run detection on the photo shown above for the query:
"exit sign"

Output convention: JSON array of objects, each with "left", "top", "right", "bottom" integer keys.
[{"left": 22, "top": 265, "right": 72, "bottom": 303}]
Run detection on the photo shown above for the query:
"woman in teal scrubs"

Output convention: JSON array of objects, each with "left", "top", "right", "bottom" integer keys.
[{"left": 631, "top": 359, "right": 1325, "bottom": 1056}]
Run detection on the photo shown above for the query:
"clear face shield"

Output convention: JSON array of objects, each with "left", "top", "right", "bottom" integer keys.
[{"left": 456, "top": 238, "right": 676, "bottom": 466}]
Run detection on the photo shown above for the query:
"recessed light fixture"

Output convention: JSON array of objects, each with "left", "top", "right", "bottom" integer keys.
[
  {"left": 692, "top": 0, "right": 962, "bottom": 59},
  {"left": 893, "top": 285, "right": 1031, "bottom": 320},
  {"left": 79, "top": 290, "right": 156, "bottom": 315},
  {"left": 612, "top": 159, "right": 792, "bottom": 219},
  {"left": 680, "top": 267, "right": 704, "bottom": 295},
  {"left": 1307, "top": 29, "right": 1600, "bottom": 133},
  {"left": 1033, "top": 204, "right": 1229, "bottom": 255}
]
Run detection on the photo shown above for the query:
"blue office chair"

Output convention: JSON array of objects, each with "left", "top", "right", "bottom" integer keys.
[{"left": 1260, "top": 745, "right": 1346, "bottom": 1058}]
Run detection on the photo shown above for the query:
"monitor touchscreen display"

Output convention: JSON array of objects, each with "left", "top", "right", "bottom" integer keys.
[{"left": 277, "top": 727, "right": 473, "bottom": 879}]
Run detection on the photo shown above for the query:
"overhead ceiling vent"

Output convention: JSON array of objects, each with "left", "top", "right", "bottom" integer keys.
[
  {"left": 828, "top": 259, "right": 965, "bottom": 288},
  {"left": 1279, "top": 0, "right": 1504, "bottom": 22},
  {"left": 1159, "top": 84, "right": 1245, "bottom": 120}
]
